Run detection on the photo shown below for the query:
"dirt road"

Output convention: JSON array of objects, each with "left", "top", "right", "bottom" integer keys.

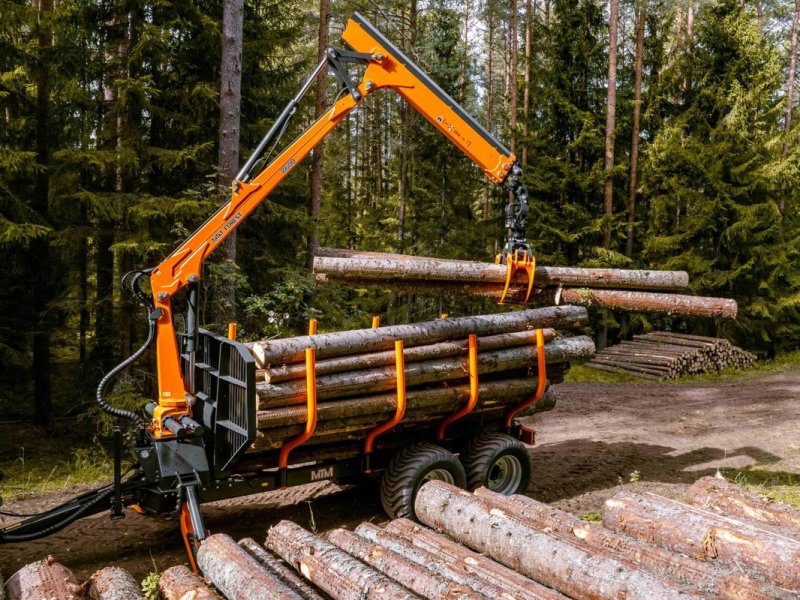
[{"left": 2, "top": 369, "right": 799, "bottom": 581}]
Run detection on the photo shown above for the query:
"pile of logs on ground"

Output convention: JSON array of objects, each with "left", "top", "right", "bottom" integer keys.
[
  {"left": 6, "top": 476, "right": 800, "bottom": 599},
  {"left": 243, "top": 306, "right": 594, "bottom": 455},
  {"left": 587, "top": 331, "right": 757, "bottom": 380},
  {"left": 313, "top": 247, "right": 738, "bottom": 319}
]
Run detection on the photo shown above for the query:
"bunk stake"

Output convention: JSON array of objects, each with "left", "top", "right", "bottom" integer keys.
[
  {"left": 437, "top": 334, "right": 479, "bottom": 440},
  {"left": 364, "top": 340, "right": 407, "bottom": 473},
  {"left": 278, "top": 346, "right": 318, "bottom": 487},
  {"left": 227, "top": 322, "right": 238, "bottom": 340},
  {"left": 371, "top": 315, "right": 381, "bottom": 328},
  {"left": 503, "top": 328, "right": 547, "bottom": 431}
]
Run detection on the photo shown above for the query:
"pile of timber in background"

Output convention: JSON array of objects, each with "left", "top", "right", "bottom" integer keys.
[
  {"left": 244, "top": 306, "right": 594, "bottom": 454},
  {"left": 313, "top": 247, "right": 738, "bottom": 319},
  {"left": 587, "top": 332, "right": 757, "bottom": 380},
  {"left": 6, "top": 476, "right": 800, "bottom": 600}
]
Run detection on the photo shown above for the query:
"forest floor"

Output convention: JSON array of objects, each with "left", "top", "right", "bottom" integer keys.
[{"left": 1, "top": 365, "right": 799, "bottom": 582}]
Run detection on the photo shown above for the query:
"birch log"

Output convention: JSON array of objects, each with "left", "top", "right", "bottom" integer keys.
[
  {"left": 326, "top": 528, "right": 482, "bottom": 600},
  {"left": 257, "top": 336, "right": 594, "bottom": 408},
  {"left": 313, "top": 254, "right": 690, "bottom": 290},
  {"left": 5, "top": 557, "right": 82, "bottom": 600},
  {"left": 196, "top": 533, "right": 305, "bottom": 600},
  {"left": 263, "top": 329, "right": 556, "bottom": 383},
  {"left": 158, "top": 566, "right": 220, "bottom": 600},
  {"left": 688, "top": 476, "right": 800, "bottom": 539},
  {"left": 602, "top": 490, "right": 800, "bottom": 590},
  {"left": 266, "top": 520, "right": 420, "bottom": 600},
  {"left": 251, "top": 306, "right": 587, "bottom": 367},
  {"left": 475, "top": 488, "right": 792, "bottom": 600},
  {"left": 415, "top": 481, "right": 703, "bottom": 600},
  {"left": 86, "top": 567, "right": 143, "bottom": 600}
]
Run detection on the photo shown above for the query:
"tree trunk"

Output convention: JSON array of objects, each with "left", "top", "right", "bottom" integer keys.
[
  {"left": 625, "top": 0, "right": 645, "bottom": 259},
  {"left": 196, "top": 534, "right": 305, "bottom": 600},
  {"left": 266, "top": 521, "right": 419, "bottom": 600},
  {"left": 602, "top": 491, "right": 800, "bottom": 590},
  {"left": 781, "top": 0, "right": 800, "bottom": 213},
  {"left": 601, "top": 0, "right": 619, "bottom": 250},
  {"left": 522, "top": 0, "right": 533, "bottom": 166},
  {"left": 509, "top": 0, "right": 518, "bottom": 156},
  {"left": 380, "top": 520, "right": 568, "bottom": 600},
  {"left": 483, "top": 8, "right": 494, "bottom": 221},
  {"left": 215, "top": 0, "right": 244, "bottom": 324},
  {"left": 415, "top": 482, "right": 704, "bottom": 600},
  {"left": 86, "top": 567, "right": 143, "bottom": 600},
  {"left": 5, "top": 557, "right": 82, "bottom": 600},
  {"left": 475, "top": 488, "right": 788, "bottom": 600},
  {"left": 397, "top": 1, "right": 417, "bottom": 251},
  {"left": 554, "top": 288, "right": 738, "bottom": 319},
  {"left": 250, "top": 305, "right": 588, "bottom": 366},
  {"left": 158, "top": 566, "right": 220, "bottom": 600},
  {"left": 326, "top": 528, "right": 483, "bottom": 600}
]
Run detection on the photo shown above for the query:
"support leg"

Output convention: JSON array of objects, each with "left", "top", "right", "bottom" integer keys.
[{"left": 180, "top": 484, "right": 207, "bottom": 573}]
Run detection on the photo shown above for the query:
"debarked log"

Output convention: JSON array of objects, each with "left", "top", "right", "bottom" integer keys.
[
  {"left": 196, "top": 533, "right": 306, "bottom": 600},
  {"left": 251, "top": 305, "right": 588, "bottom": 367},
  {"left": 5, "top": 557, "right": 82, "bottom": 600},
  {"left": 86, "top": 567, "right": 144, "bottom": 600},
  {"left": 262, "top": 329, "right": 556, "bottom": 383},
  {"left": 474, "top": 488, "right": 793, "bottom": 600},
  {"left": 266, "top": 520, "right": 420, "bottom": 600},
  {"left": 687, "top": 476, "right": 800, "bottom": 539},
  {"left": 256, "top": 336, "right": 594, "bottom": 408},
  {"left": 313, "top": 254, "right": 690, "bottom": 290},
  {"left": 415, "top": 481, "right": 704, "bottom": 600},
  {"left": 325, "top": 528, "right": 483, "bottom": 600},
  {"left": 602, "top": 490, "right": 800, "bottom": 590},
  {"left": 158, "top": 566, "right": 221, "bottom": 600}
]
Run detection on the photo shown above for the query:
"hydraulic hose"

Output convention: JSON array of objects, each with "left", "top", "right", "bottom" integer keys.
[{"left": 95, "top": 270, "right": 157, "bottom": 424}]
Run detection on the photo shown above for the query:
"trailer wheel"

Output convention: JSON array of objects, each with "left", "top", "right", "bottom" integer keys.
[
  {"left": 380, "top": 443, "right": 466, "bottom": 520},
  {"left": 463, "top": 433, "right": 531, "bottom": 494}
]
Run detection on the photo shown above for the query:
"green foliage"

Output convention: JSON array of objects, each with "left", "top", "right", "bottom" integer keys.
[{"left": 141, "top": 571, "right": 160, "bottom": 600}]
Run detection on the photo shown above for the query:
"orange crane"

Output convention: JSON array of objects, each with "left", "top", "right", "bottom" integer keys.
[{"left": 1, "top": 13, "right": 541, "bottom": 569}]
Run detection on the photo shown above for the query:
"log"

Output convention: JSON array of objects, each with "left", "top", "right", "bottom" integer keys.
[
  {"left": 313, "top": 254, "right": 690, "bottom": 290},
  {"left": 554, "top": 288, "right": 738, "bottom": 318},
  {"left": 414, "top": 481, "right": 704, "bottom": 600},
  {"left": 266, "top": 520, "right": 420, "bottom": 600},
  {"left": 688, "top": 476, "right": 800, "bottom": 540},
  {"left": 5, "top": 557, "right": 82, "bottom": 600},
  {"left": 263, "top": 329, "right": 556, "bottom": 383},
  {"left": 86, "top": 567, "right": 144, "bottom": 600},
  {"left": 158, "top": 566, "right": 220, "bottom": 600},
  {"left": 196, "top": 533, "right": 306, "bottom": 600},
  {"left": 474, "top": 488, "right": 792, "bottom": 600},
  {"left": 238, "top": 538, "right": 327, "bottom": 600},
  {"left": 326, "top": 528, "right": 482, "bottom": 600},
  {"left": 375, "top": 521, "right": 569, "bottom": 600},
  {"left": 602, "top": 490, "right": 800, "bottom": 590},
  {"left": 257, "top": 336, "right": 595, "bottom": 407},
  {"left": 251, "top": 306, "right": 588, "bottom": 367}
]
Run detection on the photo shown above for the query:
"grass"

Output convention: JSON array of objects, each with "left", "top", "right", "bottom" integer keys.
[
  {"left": 0, "top": 422, "right": 114, "bottom": 501},
  {"left": 566, "top": 349, "right": 800, "bottom": 385},
  {"left": 717, "top": 468, "right": 800, "bottom": 509}
]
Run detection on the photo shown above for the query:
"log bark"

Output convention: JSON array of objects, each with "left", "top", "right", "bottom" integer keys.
[
  {"left": 158, "top": 566, "right": 220, "bottom": 600},
  {"left": 263, "top": 329, "right": 556, "bottom": 383},
  {"left": 355, "top": 523, "right": 563, "bottom": 600},
  {"left": 257, "top": 336, "right": 594, "bottom": 408},
  {"left": 415, "top": 481, "right": 704, "bottom": 600},
  {"left": 475, "top": 488, "right": 792, "bottom": 600},
  {"left": 5, "top": 557, "right": 82, "bottom": 600},
  {"left": 602, "top": 490, "right": 800, "bottom": 590},
  {"left": 554, "top": 288, "right": 737, "bottom": 319},
  {"left": 86, "top": 567, "right": 143, "bottom": 600},
  {"left": 266, "top": 520, "right": 420, "bottom": 600},
  {"left": 313, "top": 254, "right": 689, "bottom": 290},
  {"left": 196, "top": 533, "right": 305, "bottom": 600},
  {"left": 326, "top": 528, "right": 482, "bottom": 599},
  {"left": 688, "top": 476, "right": 800, "bottom": 540},
  {"left": 238, "top": 538, "right": 327, "bottom": 600},
  {"left": 251, "top": 306, "right": 587, "bottom": 367},
  {"left": 376, "top": 520, "right": 569, "bottom": 600}
]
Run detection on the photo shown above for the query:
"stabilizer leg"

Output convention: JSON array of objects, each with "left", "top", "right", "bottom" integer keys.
[{"left": 180, "top": 484, "right": 207, "bottom": 573}]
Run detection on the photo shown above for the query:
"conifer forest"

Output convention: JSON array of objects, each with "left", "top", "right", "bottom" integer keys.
[{"left": 2, "top": 0, "right": 800, "bottom": 427}]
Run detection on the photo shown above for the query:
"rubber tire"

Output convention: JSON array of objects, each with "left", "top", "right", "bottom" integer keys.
[
  {"left": 462, "top": 433, "right": 531, "bottom": 494},
  {"left": 380, "top": 442, "right": 467, "bottom": 520}
]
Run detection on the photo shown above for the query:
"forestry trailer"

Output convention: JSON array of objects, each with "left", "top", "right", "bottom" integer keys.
[{"left": 0, "top": 13, "right": 545, "bottom": 570}]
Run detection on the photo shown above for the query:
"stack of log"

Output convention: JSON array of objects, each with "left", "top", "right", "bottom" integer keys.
[
  {"left": 7, "top": 476, "right": 800, "bottom": 600},
  {"left": 245, "top": 306, "right": 595, "bottom": 456},
  {"left": 587, "top": 332, "right": 757, "bottom": 380},
  {"left": 313, "top": 247, "right": 738, "bottom": 319}
]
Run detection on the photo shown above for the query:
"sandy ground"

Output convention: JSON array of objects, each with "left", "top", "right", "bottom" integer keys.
[{"left": 2, "top": 369, "right": 799, "bottom": 581}]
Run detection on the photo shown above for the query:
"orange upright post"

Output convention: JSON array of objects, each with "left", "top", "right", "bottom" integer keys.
[
  {"left": 437, "top": 334, "right": 479, "bottom": 440},
  {"left": 363, "top": 340, "right": 406, "bottom": 472},
  {"left": 503, "top": 328, "right": 547, "bottom": 430}
]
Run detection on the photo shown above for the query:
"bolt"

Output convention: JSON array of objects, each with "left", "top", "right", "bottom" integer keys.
[
  {"left": 374, "top": 53, "right": 384, "bottom": 61},
  {"left": 365, "top": 81, "right": 375, "bottom": 91},
  {"left": 188, "top": 274, "right": 198, "bottom": 283},
  {"left": 140, "top": 449, "right": 150, "bottom": 459},
  {"left": 158, "top": 292, "right": 168, "bottom": 301}
]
